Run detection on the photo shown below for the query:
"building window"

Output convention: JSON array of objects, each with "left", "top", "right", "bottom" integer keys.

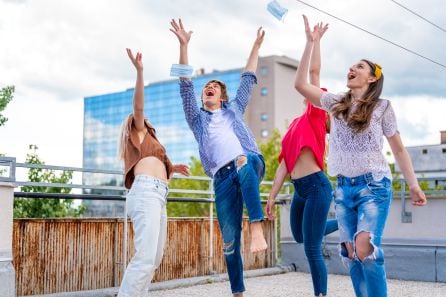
[
  {"left": 422, "top": 149, "right": 428, "bottom": 154},
  {"left": 261, "top": 87, "right": 268, "bottom": 96},
  {"left": 261, "top": 129, "right": 269, "bottom": 138},
  {"left": 260, "top": 66, "right": 268, "bottom": 76},
  {"left": 443, "top": 148, "right": 446, "bottom": 154},
  {"left": 260, "top": 113, "right": 268, "bottom": 121}
]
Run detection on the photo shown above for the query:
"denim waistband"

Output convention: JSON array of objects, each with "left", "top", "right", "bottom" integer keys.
[
  {"left": 134, "top": 174, "right": 168, "bottom": 188},
  {"left": 214, "top": 159, "right": 236, "bottom": 179},
  {"left": 337, "top": 172, "right": 374, "bottom": 186},
  {"left": 291, "top": 170, "right": 326, "bottom": 188}
]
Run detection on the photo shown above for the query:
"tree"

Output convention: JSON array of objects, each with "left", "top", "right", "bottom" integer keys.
[
  {"left": 14, "top": 145, "right": 85, "bottom": 218},
  {"left": 258, "top": 129, "right": 283, "bottom": 195},
  {"left": 0, "top": 85, "right": 14, "bottom": 127},
  {"left": 167, "top": 156, "right": 211, "bottom": 217}
]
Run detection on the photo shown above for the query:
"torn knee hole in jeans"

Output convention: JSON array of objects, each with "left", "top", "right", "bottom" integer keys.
[
  {"left": 223, "top": 240, "right": 235, "bottom": 255},
  {"left": 235, "top": 155, "right": 247, "bottom": 172},
  {"left": 354, "top": 230, "right": 379, "bottom": 262}
]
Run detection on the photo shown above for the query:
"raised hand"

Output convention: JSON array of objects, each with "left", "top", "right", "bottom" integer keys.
[
  {"left": 126, "top": 48, "right": 143, "bottom": 72},
  {"left": 254, "top": 26, "right": 266, "bottom": 48},
  {"left": 302, "top": 14, "right": 318, "bottom": 42},
  {"left": 170, "top": 18, "right": 193, "bottom": 46},
  {"left": 314, "top": 22, "right": 329, "bottom": 41}
]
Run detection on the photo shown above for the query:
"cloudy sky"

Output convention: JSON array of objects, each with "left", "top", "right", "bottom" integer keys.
[{"left": 1, "top": 0, "right": 445, "bottom": 167}]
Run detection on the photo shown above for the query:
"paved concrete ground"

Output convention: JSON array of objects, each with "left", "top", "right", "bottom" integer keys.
[
  {"left": 32, "top": 268, "right": 446, "bottom": 297},
  {"left": 149, "top": 272, "right": 446, "bottom": 297}
]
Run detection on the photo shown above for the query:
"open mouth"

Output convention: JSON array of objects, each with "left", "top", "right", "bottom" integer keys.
[
  {"left": 205, "top": 89, "right": 215, "bottom": 96},
  {"left": 348, "top": 73, "right": 356, "bottom": 80}
]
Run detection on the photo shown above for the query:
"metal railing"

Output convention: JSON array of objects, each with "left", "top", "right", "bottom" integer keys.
[
  {"left": 2, "top": 156, "right": 446, "bottom": 262},
  {"left": 0, "top": 156, "right": 290, "bottom": 280},
  {"left": 2, "top": 156, "right": 446, "bottom": 224}
]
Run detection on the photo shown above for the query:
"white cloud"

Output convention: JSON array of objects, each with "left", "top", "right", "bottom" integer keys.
[
  {"left": 0, "top": 93, "right": 83, "bottom": 165},
  {"left": 390, "top": 95, "right": 446, "bottom": 146}
]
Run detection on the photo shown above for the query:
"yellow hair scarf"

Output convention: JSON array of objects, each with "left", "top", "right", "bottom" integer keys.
[{"left": 374, "top": 63, "right": 382, "bottom": 80}]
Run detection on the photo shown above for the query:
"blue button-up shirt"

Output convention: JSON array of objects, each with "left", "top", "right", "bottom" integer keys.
[{"left": 179, "top": 71, "right": 261, "bottom": 177}]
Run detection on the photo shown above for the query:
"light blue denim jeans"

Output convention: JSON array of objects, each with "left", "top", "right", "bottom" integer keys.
[
  {"left": 118, "top": 175, "right": 169, "bottom": 297},
  {"left": 334, "top": 173, "right": 392, "bottom": 297},
  {"left": 213, "top": 152, "right": 265, "bottom": 294}
]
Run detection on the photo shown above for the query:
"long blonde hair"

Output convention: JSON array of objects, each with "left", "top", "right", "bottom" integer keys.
[{"left": 117, "top": 115, "right": 132, "bottom": 160}]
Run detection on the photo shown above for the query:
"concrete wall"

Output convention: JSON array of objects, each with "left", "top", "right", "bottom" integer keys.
[
  {"left": 272, "top": 57, "right": 304, "bottom": 135},
  {"left": 0, "top": 182, "right": 16, "bottom": 297},
  {"left": 280, "top": 195, "right": 446, "bottom": 282},
  {"left": 246, "top": 55, "right": 304, "bottom": 141}
]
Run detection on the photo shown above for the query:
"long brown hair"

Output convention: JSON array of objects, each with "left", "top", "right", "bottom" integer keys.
[{"left": 331, "top": 59, "right": 384, "bottom": 133}]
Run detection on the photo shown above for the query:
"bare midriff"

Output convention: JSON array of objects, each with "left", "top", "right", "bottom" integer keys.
[
  {"left": 132, "top": 129, "right": 168, "bottom": 182},
  {"left": 133, "top": 156, "right": 168, "bottom": 182},
  {"left": 290, "top": 147, "right": 321, "bottom": 180}
]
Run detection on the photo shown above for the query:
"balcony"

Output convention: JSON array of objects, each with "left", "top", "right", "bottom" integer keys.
[{"left": 1, "top": 156, "right": 445, "bottom": 296}]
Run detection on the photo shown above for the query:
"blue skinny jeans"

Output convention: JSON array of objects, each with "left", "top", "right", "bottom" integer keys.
[{"left": 290, "top": 171, "right": 338, "bottom": 296}]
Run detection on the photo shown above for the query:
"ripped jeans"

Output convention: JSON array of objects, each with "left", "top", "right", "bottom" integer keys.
[
  {"left": 213, "top": 152, "right": 265, "bottom": 294},
  {"left": 334, "top": 173, "right": 392, "bottom": 297}
]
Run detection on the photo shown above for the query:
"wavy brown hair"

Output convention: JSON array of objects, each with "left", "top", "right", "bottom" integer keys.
[{"left": 331, "top": 59, "right": 384, "bottom": 133}]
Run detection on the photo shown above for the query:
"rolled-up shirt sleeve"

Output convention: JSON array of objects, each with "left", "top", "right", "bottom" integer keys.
[{"left": 179, "top": 80, "right": 200, "bottom": 129}]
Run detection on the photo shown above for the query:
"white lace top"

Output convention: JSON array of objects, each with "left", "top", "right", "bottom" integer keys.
[{"left": 320, "top": 92, "right": 398, "bottom": 180}]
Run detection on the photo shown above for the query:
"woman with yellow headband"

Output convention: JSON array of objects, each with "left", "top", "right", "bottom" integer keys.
[{"left": 294, "top": 15, "right": 427, "bottom": 297}]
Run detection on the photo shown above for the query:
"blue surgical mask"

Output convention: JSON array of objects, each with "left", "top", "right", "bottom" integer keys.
[
  {"left": 267, "top": 0, "right": 288, "bottom": 22},
  {"left": 170, "top": 64, "right": 194, "bottom": 78}
]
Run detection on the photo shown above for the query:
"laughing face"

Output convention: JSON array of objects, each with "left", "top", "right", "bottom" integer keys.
[
  {"left": 346, "top": 60, "right": 376, "bottom": 89},
  {"left": 201, "top": 80, "right": 227, "bottom": 111}
]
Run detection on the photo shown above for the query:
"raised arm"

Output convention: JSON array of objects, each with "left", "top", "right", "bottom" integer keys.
[
  {"left": 245, "top": 27, "right": 265, "bottom": 72},
  {"left": 232, "top": 28, "right": 265, "bottom": 113},
  {"left": 169, "top": 19, "right": 200, "bottom": 128},
  {"left": 170, "top": 18, "right": 193, "bottom": 81},
  {"left": 387, "top": 133, "right": 427, "bottom": 206},
  {"left": 309, "top": 22, "right": 328, "bottom": 87},
  {"left": 294, "top": 15, "right": 325, "bottom": 107},
  {"left": 126, "top": 48, "right": 145, "bottom": 131}
]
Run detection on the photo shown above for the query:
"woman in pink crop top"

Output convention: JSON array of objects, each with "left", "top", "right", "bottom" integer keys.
[
  {"left": 116, "top": 49, "right": 190, "bottom": 297},
  {"left": 265, "top": 21, "right": 337, "bottom": 297}
]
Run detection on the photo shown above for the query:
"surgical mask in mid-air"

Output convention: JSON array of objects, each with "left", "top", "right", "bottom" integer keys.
[
  {"left": 267, "top": 0, "right": 288, "bottom": 22},
  {"left": 170, "top": 64, "right": 194, "bottom": 78}
]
